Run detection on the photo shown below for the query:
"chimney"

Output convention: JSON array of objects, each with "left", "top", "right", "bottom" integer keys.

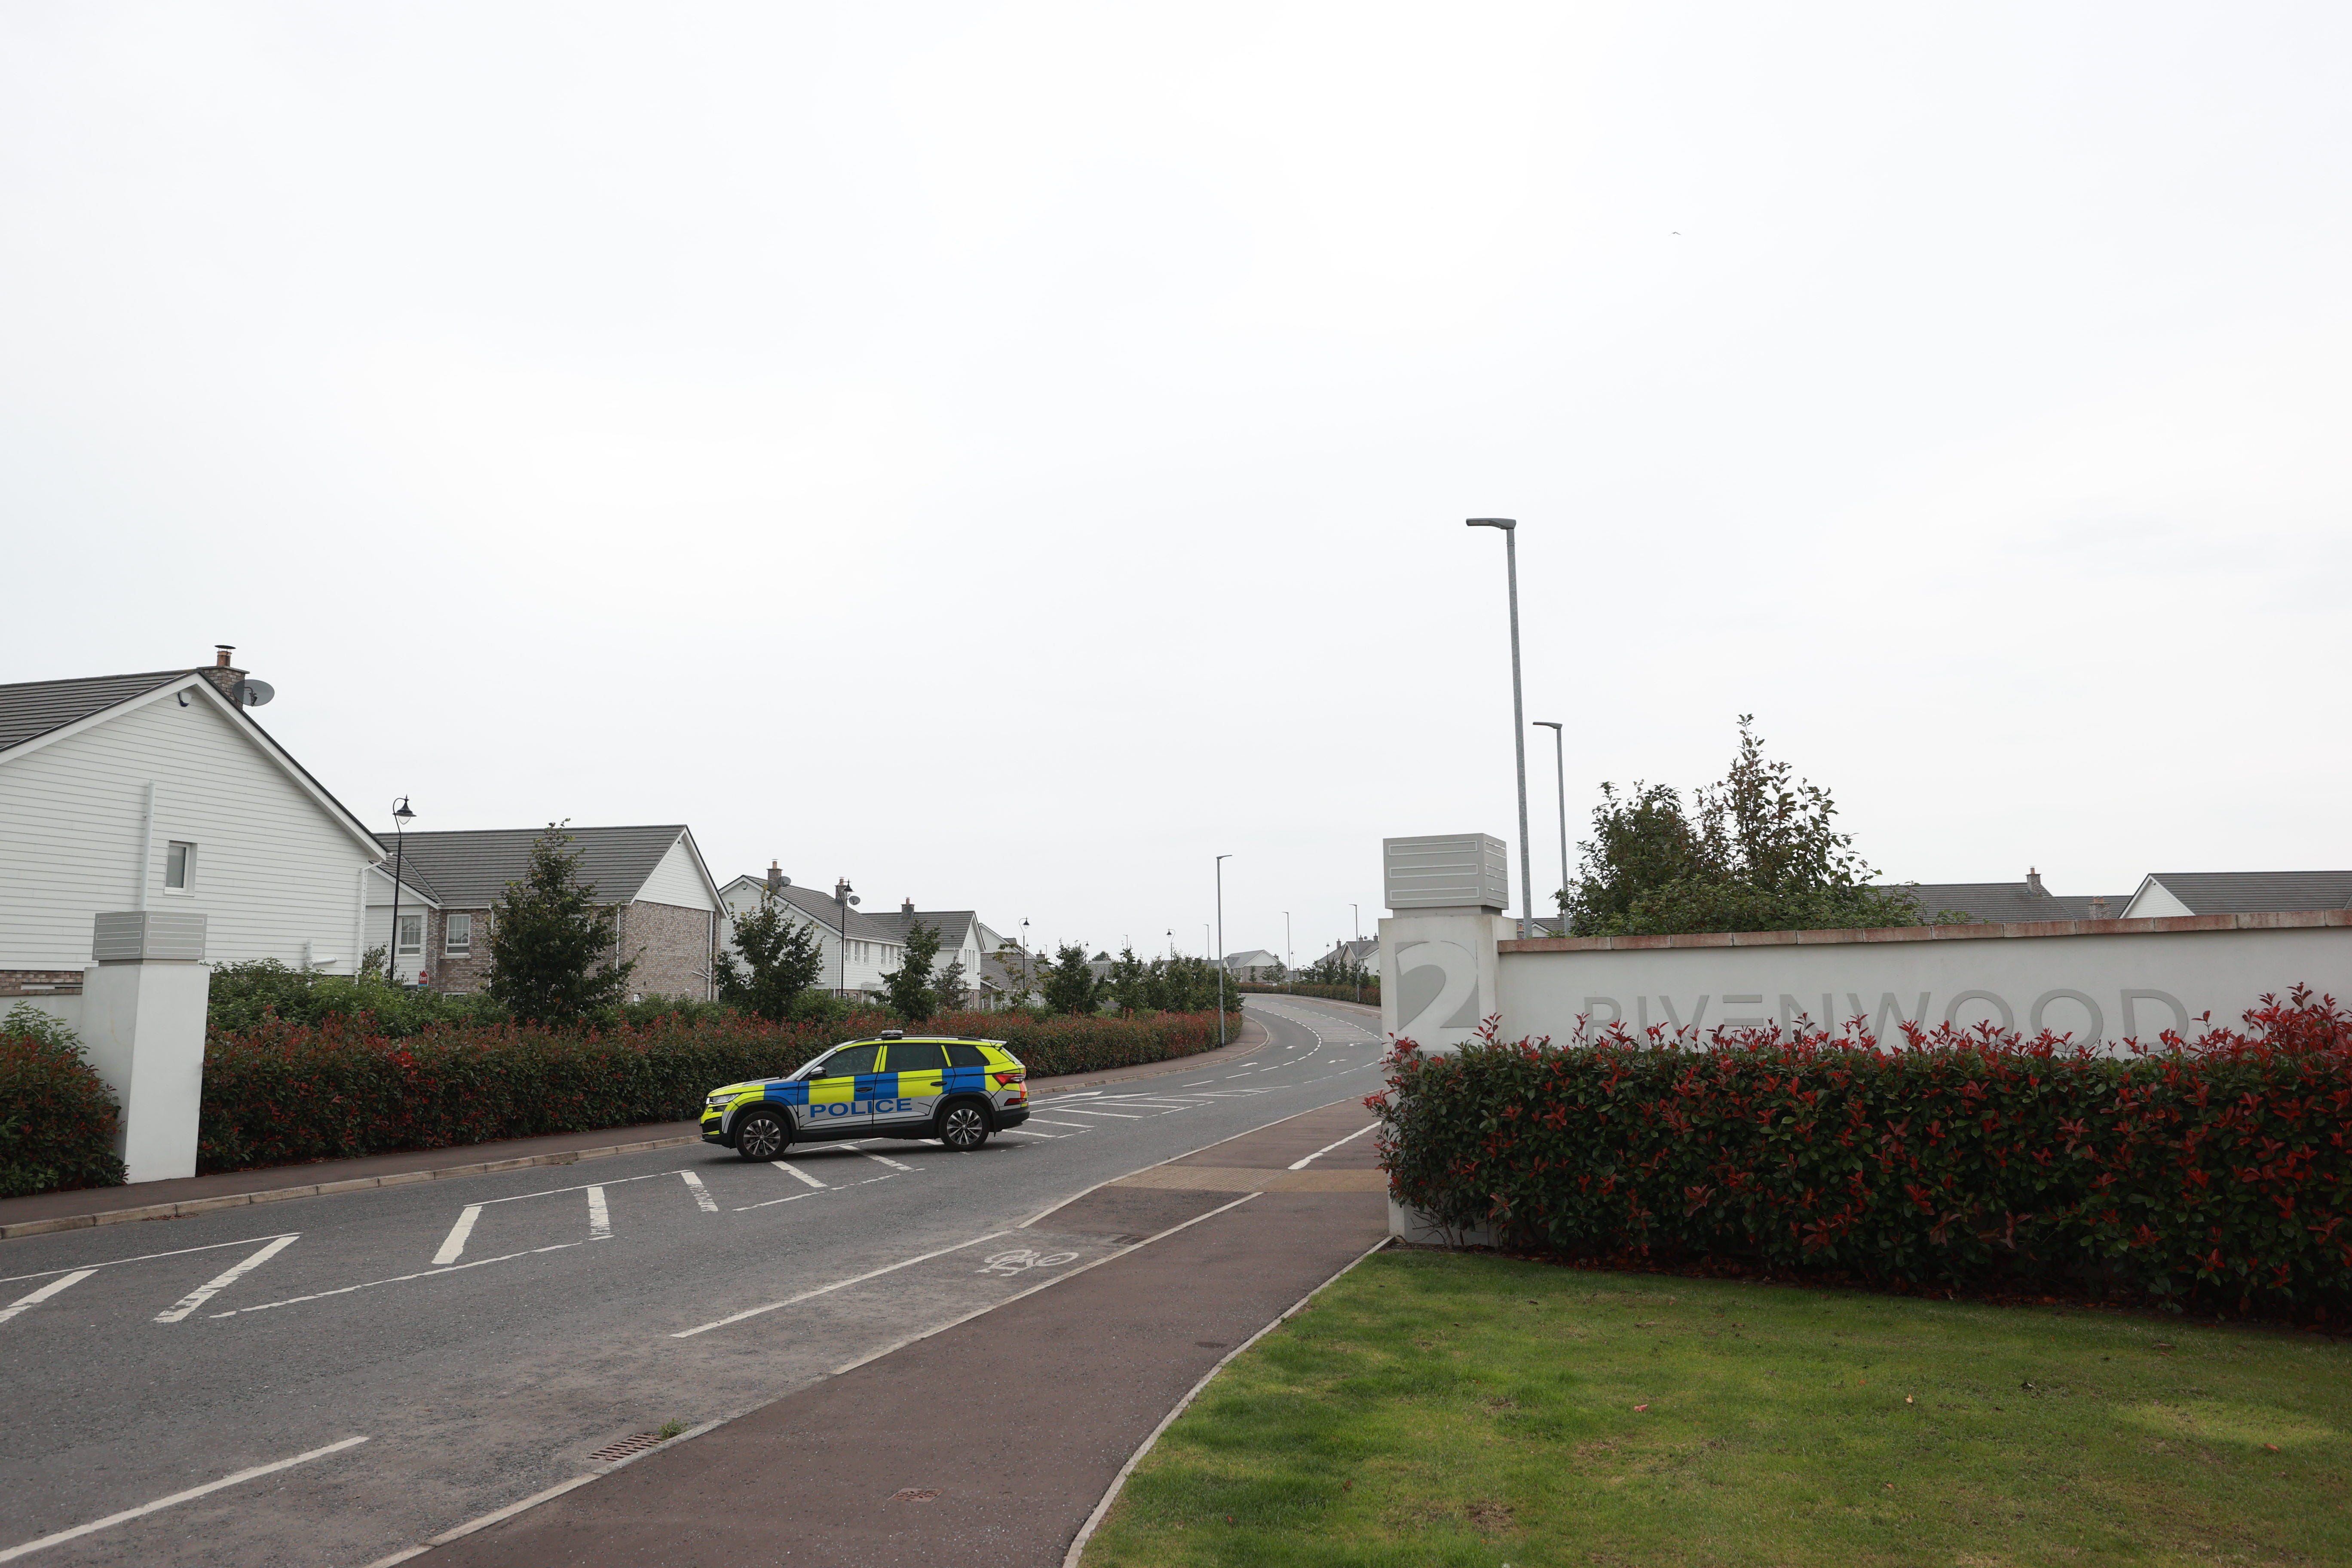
[
  {"left": 2089, "top": 896, "right": 2110, "bottom": 920},
  {"left": 765, "top": 862, "right": 785, "bottom": 896},
  {"left": 200, "top": 645, "right": 247, "bottom": 698},
  {"left": 2025, "top": 867, "right": 2045, "bottom": 897},
  {"left": 902, "top": 897, "right": 915, "bottom": 915}
]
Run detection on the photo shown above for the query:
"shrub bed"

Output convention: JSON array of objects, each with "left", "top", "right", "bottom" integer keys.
[
  {"left": 1240, "top": 981, "right": 1379, "bottom": 1006},
  {"left": 1, "top": 1005, "right": 127, "bottom": 1197},
  {"left": 197, "top": 1006, "right": 1239, "bottom": 1175},
  {"left": 1372, "top": 986, "right": 2352, "bottom": 1320}
]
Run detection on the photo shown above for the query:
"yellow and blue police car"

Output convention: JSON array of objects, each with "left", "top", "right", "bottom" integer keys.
[{"left": 701, "top": 1031, "right": 1031, "bottom": 1159}]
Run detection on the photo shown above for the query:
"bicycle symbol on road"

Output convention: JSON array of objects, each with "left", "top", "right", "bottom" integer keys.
[{"left": 977, "top": 1248, "right": 1079, "bottom": 1277}]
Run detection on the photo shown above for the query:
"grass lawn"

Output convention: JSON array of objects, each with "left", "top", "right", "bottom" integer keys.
[{"left": 1081, "top": 1250, "right": 2352, "bottom": 1567}]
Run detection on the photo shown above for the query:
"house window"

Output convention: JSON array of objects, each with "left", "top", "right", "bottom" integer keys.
[
  {"left": 397, "top": 914, "right": 424, "bottom": 957},
  {"left": 164, "top": 842, "right": 196, "bottom": 892},
  {"left": 445, "top": 913, "right": 473, "bottom": 957}
]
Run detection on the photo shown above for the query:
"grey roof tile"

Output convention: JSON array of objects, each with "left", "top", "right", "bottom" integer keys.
[
  {"left": 0, "top": 670, "right": 200, "bottom": 754},
  {"left": 374, "top": 825, "right": 689, "bottom": 909},
  {"left": 2142, "top": 871, "right": 2352, "bottom": 915},
  {"left": 1882, "top": 882, "right": 2132, "bottom": 924}
]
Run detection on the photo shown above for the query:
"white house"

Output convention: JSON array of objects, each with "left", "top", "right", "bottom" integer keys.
[
  {"left": 718, "top": 867, "right": 907, "bottom": 996},
  {"left": 861, "top": 901, "right": 999, "bottom": 1005},
  {"left": 0, "top": 652, "right": 389, "bottom": 1014},
  {"left": 2122, "top": 871, "right": 2352, "bottom": 920}
]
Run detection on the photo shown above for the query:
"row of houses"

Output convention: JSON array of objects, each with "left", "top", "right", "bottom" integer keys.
[{"left": 0, "top": 652, "right": 1025, "bottom": 1009}]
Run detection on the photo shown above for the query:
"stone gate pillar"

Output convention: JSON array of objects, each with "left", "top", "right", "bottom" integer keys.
[
  {"left": 1378, "top": 834, "right": 1510, "bottom": 1245},
  {"left": 78, "top": 911, "right": 211, "bottom": 1183}
]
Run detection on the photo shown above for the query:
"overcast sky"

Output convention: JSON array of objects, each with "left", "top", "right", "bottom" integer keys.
[{"left": 4, "top": 3, "right": 2346, "bottom": 963}]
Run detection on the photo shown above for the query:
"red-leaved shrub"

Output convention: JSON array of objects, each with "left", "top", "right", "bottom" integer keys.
[
  {"left": 197, "top": 1007, "right": 1235, "bottom": 1175},
  {"left": 1371, "top": 986, "right": 2352, "bottom": 1319}
]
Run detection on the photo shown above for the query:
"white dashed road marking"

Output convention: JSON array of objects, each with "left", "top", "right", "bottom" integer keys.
[
  {"left": 587, "top": 1186, "right": 612, "bottom": 1241},
  {"left": 679, "top": 1171, "right": 719, "bottom": 1212},
  {"left": 154, "top": 1234, "right": 300, "bottom": 1323},
  {"left": 1286, "top": 1122, "right": 1380, "bottom": 1170},
  {"left": 772, "top": 1160, "right": 827, "bottom": 1188},
  {"left": 0, "top": 1269, "right": 95, "bottom": 1326},
  {"left": 433, "top": 1207, "right": 482, "bottom": 1266}
]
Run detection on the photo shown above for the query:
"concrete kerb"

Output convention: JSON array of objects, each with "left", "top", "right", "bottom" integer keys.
[
  {"left": 1060, "top": 1231, "right": 1396, "bottom": 1568},
  {"left": 0, "top": 1014, "right": 1277, "bottom": 1243}
]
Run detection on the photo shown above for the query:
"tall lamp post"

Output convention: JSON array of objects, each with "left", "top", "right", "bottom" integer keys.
[
  {"left": 1534, "top": 720, "right": 1569, "bottom": 937},
  {"left": 1283, "top": 910, "right": 1292, "bottom": 993},
  {"left": 1349, "top": 901, "right": 1363, "bottom": 1004},
  {"left": 386, "top": 796, "right": 415, "bottom": 984},
  {"left": 1215, "top": 854, "right": 1231, "bottom": 1046},
  {"left": 1467, "top": 518, "right": 1534, "bottom": 939},
  {"left": 834, "top": 878, "right": 859, "bottom": 995}
]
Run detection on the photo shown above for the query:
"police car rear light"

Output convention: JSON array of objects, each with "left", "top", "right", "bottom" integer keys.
[{"left": 991, "top": 1070, "right": 1024, "bottom": 1087}]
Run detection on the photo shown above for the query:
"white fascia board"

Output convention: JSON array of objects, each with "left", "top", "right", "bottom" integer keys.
[
  {"left": 2121, "top": 875, "right": 2193, "bottom": 919},
  {"left": 0, "top": 674, "right": 386, "bottom": 861}
]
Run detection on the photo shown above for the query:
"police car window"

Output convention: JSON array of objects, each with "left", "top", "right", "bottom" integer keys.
[
  {"left": 818, "top": 1045, "right": 880, "bottom": 1078},
  {"left": 886, "top": 1042, "right": 948, "bottom": 1072},
  {"left": 945, "top": 1044, "right": 989, "bottom": 1068}
]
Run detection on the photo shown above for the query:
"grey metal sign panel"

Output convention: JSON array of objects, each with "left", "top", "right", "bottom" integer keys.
[
  {"left": 92, "top": 910, "right": 209, "bottom": 963},
  {"left": 1384, "top": 833, "right": 1509, "bottom": 913}
]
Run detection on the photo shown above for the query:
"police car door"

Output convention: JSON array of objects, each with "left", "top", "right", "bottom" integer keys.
[
  {"left": 877, "top": 1041, "right": 947, "bottom": 1130},
  {"left": 799, "top": 1044, "right": 879, "bottom": 1135}
]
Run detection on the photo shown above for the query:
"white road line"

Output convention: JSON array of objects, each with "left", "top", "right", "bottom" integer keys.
[
  {"left": 734, "top": 1190, "right": 816, "bottom": 1212},
  {"left": 679, "top": 1171, "right": 719, "bottom": 1213},
  {"left": 153, "top": 1234, "right": 299, "bottom": 1323},
  {"left": 1039, "top": 1108, "right": 1150, "bottom": 1120},
  {"left": 1286, "top": 1122, "right": 1381, "bottom": 1170},
  {"left": 1024, "top": 1118, "right": 1097, "bottom": 1130},
  {"left": 670, "top": 1230, "right": 1014, "bottom": 1338},
  {"left": 1009, "top": 1129, "right": 1067, "bottom": 1137},
  {"left": 1184, "top": 1080, "right": 1214, "bottom": 1085},
  {"left": 0, "top": 1234, "right": 301, "bottom": 1289},
  {"left": 474, "top": 1168, "right": 688, "bottom": 1207},
  {"left": 212, "top": 1243, "right": 581, "bottom": 1317},
  {"left": 432, "top": 1206, "right": 482, "bottom": 1266},
  {"left": 0, "top": 1270, "right": 95, "bottom": 1326},
  {"left": 771, "top": 1159, "right": 826, "bottom": 1188},
  {"left": 862, "top": 1152, "right": 914, "bottom": 1172},
  {"left": 586, "top": 1186, "right": 612, "bottom": 1240},
  {"left": 0, "top": 1435, "right": 371, "bottom": 1564}
]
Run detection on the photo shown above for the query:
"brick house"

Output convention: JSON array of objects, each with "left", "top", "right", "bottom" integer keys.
[{"left": 370, "top": 825, "right": 723, "bottom": 999}]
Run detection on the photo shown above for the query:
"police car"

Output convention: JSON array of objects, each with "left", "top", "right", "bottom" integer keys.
[{"left": 702, "top": 1031, "right": 1031, "bottom": 1159}]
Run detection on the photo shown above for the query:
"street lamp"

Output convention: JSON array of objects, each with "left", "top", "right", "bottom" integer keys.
[
  {"left": 1535, "top": 720, "right": 1568, "bottom": 937},
  {"left": 1467, "top": 518, "right": 1534, "bottom": 939},
  {"left": 1283, "top": 910, "right": 1292, "bottom": 993},
  {"left": 834, "top": 878, "right": 859, "bottom": 995},
  {"left": 386, "top": 797, "right": 415, "bottom": 985},
  {"left": 1215, "top": 854, "right": 1231, "bottom": 1046}
]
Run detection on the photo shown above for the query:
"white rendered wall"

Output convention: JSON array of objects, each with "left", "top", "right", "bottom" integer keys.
[
  {"left": 0, "top": 689, "right": 381, "bottom": 972},
  {"left": 1491, "top": 925, "right": 2352, "bottom": 1050}
]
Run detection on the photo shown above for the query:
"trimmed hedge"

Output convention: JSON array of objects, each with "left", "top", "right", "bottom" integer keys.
[
  {"left": 1240, "top": 981, "right": 1379, "bottom": 1006},
  {"left": 1372, "top": 986, "right": 2352, "bottom": 1320},
  {"left": 1, "top": 1004, "right": 127, "bottom": 1197},
  {"left": 197, "top": 1006, "right": 1239, "bottom": 1175}
]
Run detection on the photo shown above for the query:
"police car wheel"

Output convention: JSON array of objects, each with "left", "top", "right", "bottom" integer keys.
[
  {"left": 938, "top": 1103, "right": 990, "bottom": 1151},
  {"left": 735, "top": 1109, "right": 791, "bottom": 1161}
]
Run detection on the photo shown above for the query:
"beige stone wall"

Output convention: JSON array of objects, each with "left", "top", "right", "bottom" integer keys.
[
  {"left": 622, "top": 900, "right": 716, "bottom": 1001},
  {"left": 422, "top": 900, "right": 712, "bottom": 999}
]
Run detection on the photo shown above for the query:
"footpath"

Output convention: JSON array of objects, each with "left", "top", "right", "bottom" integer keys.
[
  {"left": 423, "top": 1096, "right": 1391, "bottom": 1568},
  {"left": 0, "top": 1017, "right": 1278, "bottom": 1241}
]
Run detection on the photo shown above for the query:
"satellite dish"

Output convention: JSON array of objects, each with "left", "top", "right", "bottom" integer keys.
[
  {"left": 231, "top": 679, "right": 275, "bottom": 708},
  {"left": 848, "top": 894, "right": 861, "bottom": 906}
]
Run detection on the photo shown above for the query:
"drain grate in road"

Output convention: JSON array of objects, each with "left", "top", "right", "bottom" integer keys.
[
  {"left": 590, "top": 1432, "right": 668, "bottom": 1464},
  {"left": 890, "top": 1488, "right": 941, "bottom": 1503}
]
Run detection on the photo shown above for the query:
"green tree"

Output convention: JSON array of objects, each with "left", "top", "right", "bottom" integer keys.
[
  {"left": 993, "top": 940, "right": 1036, "bottom": 1009},
  {"left": 1559, "top": 717, "right": 1940, "bottom": 937},
  {"left": 1106, "top": 946, "right": 1150, "bottom": 1014},
  {"left": 714, "top": 893, "right": 827, "bottom": 1022},
  {"left": 482, "top": 824, "right": 634, "bottom": 1023},
  {"left": 1042, "top": 942, "right": 1099, "bottom": 1015},
  {"left": 931, "top": 958, "right": 967, "bottom": 1016},
  {"left": 881, "top": 919, "right": 942, "bottom": 1018}
]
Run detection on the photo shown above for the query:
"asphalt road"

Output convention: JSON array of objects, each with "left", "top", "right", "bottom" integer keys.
[{"left": 0, "top": 995, "right": 1389, "bottom": 1568}]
